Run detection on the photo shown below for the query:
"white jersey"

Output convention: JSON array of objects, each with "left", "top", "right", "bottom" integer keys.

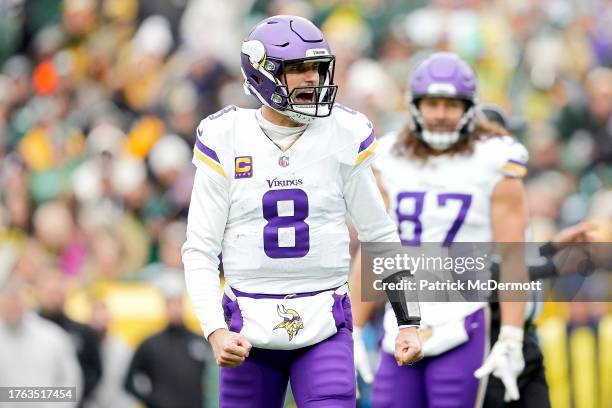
[
  {"left": 376, "top": 132, "right": 528, "bottom": 334},
  {"left": 377, "top": 133, "right": 528, "bottom": 245},
  {"left": 182, "top": 104, "right": 399, "bottom": 338}
]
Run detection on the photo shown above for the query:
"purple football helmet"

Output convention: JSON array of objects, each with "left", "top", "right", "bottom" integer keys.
[
  {"left": 408, "top": 52, "right": 478, "bottom": 150},
  {"left": 240, "top": 15, "right": 337, "bottom": 124}
]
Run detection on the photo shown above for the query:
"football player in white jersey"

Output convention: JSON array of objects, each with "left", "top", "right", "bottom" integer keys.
[
  {"left": 181, "top": 15, "right": 422, "bottom": 408},
  {"left": 351, "top": 52, "right": 530, "bottom": 408}
]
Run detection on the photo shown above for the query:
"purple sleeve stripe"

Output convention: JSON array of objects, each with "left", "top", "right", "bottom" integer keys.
[
  {"left": 358, "top": 130, "right": 376, "bottom": 153},
  {"left": 507, "top": 159, "right": 527, "bottom": 167},
  {"left": 195, "top": 138, "right": 220, "bottom": 164}
]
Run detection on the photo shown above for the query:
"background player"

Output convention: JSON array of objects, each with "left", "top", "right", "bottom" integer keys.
[
  {"left": 182, "top": 15, "right": 422, "bottom": 408},
  {"left": 351, "top": 52, "right": 529, "bottom": 408}
]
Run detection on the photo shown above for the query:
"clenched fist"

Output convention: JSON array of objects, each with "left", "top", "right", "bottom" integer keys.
[
  {"left": 208, "top": 328, "right": 252, "bottom": 368},
  {"left": 395, "top": 326, "right": 424, "bottom": 366}
]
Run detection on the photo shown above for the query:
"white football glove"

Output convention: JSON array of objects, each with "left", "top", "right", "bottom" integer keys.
[
  {"left": 474, "top": 325, "right": 525, "bottom": 402},
  {"left": 353, "top": 326, "right": 374, "bottom": 389}
]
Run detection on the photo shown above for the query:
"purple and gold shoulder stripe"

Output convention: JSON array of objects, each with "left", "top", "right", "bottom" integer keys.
[
  {"left": 194, "top": 138, "right": 226, "bottom": 177},
  {"left": 501, "top": 159, "right": 527, "bottom": 178},
  {"left": 355, "top": 130, "right": 377, "bottom": 166}
]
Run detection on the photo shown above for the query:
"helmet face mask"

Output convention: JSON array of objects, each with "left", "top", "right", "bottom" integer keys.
[
  {"left": 408, "top": 52, "right": 478, "bottom": 151},
  {"left": 241, "top": 16, "right": 338, "bottom": 124},
  {"left": 275, "top": 56, "right": 337, "bottom": 121}
]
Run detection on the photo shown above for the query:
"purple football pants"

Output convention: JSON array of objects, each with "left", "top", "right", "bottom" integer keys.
[
  {"left": 372, "top": 308, "right": 489, "bottom": 408},
  {"left": 219, "top": 327, "right": 355, "bottom": 408}
]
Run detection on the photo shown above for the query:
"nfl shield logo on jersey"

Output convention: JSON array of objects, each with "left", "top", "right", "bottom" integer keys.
[{"left": 278, "top": 156, "right": 290, "bottom": 167}]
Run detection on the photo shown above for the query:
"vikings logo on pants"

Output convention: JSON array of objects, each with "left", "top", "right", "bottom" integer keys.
[{"left": 273, "top": 304, "right": 304, "bottom": 341}]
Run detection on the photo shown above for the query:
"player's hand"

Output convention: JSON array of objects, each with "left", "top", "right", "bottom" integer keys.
[
  {"left": 353, "top": 326, "right": 374, "bottom": 386},
  {"left": 554, "top": 246, "right": 596, "bottom": 277},
  {"left": 553, "top": 222, "right": 597, "bottom": 247},
  {"left": 394, "top": 326, "right": 423, "bottom": 366},
  {"left": 208, "top": 328, "right": 252, "bottom": 368},
  {"left": 475, "top": 325, "right": 525, "bottom": 402}
]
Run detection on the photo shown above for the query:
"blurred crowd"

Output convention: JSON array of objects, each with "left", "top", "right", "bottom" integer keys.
[{"left": 0, "top": 0, "right": 611, "bottom": 407}]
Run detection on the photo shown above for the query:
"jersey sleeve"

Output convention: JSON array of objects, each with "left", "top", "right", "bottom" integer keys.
[
  {"left": 479, "top": 136, "right": 529, "bottom": 183},
  {"left": 333, "top": 104, "right": 378, "bottom": 177},
  {"left": 191, "top": 107, "right": 236, "bottom": 186},
  {"left": 493, "top": 136, "right": 529, "bottom": 179},
  {"left": 372, "top": 132, "right": 399, "bottom": 172},
  {"left": 184, "top": 107, "right": 237, "bottom": 338},
  {"left": 182, "top": 169, "right": 230, "bottom": 339},
  {"left": 353, "top": 123, "right": 378, "bottom": 173},
  {"left": 343, "top": 166, "right": 400, "bottom": 243}
]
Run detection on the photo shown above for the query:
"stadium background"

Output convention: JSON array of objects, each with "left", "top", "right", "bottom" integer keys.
[{"left": 0, "top": 0, "right": 610, "bottom": 407}]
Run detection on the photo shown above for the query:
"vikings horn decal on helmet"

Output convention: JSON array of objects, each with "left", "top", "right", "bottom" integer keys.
[
  {"left": 240, "top": 15, "right": 338, "bottom": 124},
  {"left": 408, "top": 52, "right": 478, "bottom": 150}
]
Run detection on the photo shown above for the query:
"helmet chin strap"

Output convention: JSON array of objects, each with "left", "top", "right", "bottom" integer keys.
[
  {"left": 285, "top": 101, "right": 331, "bottom": 124},
  {"left": 282, "top": 109, "right": 316, "bottom": 125},
  {"left": 421, "top": 130, "right": 461, "bottom": 151}
]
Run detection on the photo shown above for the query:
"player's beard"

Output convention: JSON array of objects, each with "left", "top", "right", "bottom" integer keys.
[{"left": 421, "top": 119, "right": 462, "bottom": 151}]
